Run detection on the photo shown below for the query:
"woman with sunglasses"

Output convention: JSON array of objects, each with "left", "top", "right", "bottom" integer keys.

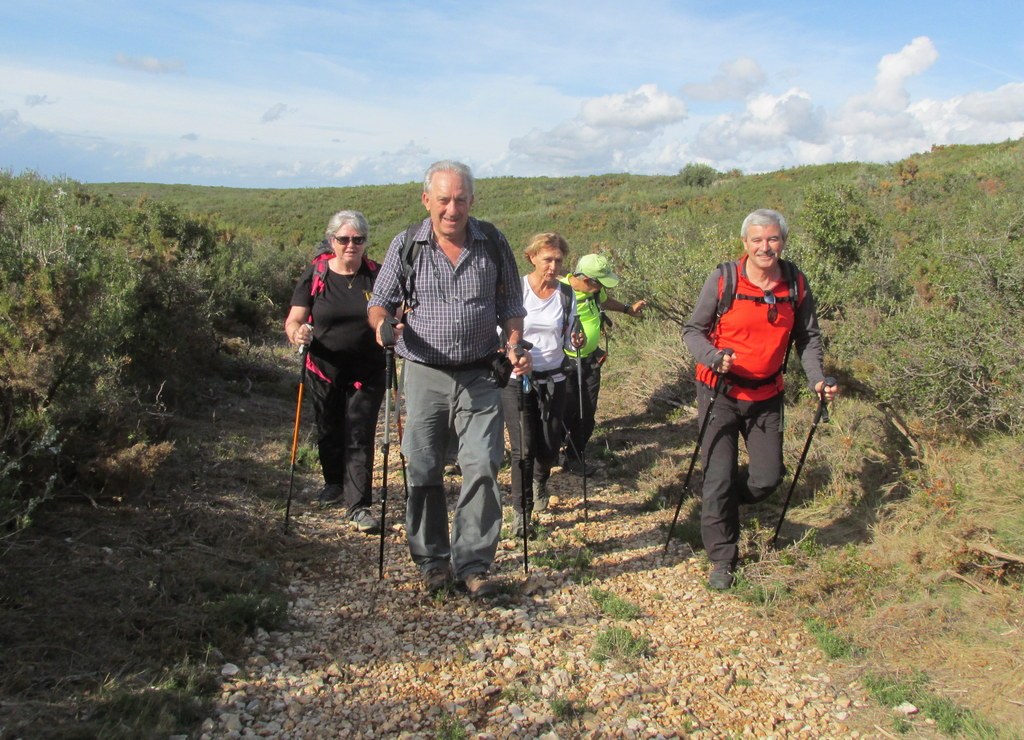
[{"left": 284, "top": 210, "right": 385, "bottom": 534}]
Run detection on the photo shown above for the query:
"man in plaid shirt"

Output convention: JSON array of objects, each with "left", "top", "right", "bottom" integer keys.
[{"left": 369, "top": 160, "right": 530, "bottom": 598}]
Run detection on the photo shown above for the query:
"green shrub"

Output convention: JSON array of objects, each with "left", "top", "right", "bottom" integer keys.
[{"left": 678, "top": 163, "right": 722, "bottom": 188}]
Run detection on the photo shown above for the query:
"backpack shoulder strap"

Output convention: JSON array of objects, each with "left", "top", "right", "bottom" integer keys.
[
  {"left": 476, "top": 219, "right": 506, "bottom": 297},
  {"left": 309, "top": 237, "right": 334, "bottom": 295},
  {"left": 710, "top": 260, "right": 737, "bottom": 333},
  {"left": 398, "top": 224, "right": 424, "bottom": 308},
  {"left": 557, "top": 280, "right": 574, "bottom": 337},
  {"left": 779, "top": 259, "right": 804, "bottom": 305}
]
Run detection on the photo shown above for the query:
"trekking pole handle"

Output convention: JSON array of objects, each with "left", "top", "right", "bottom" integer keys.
[
  {"left": 379, "top": 316, "right": 399, "bottom": 348},
  {"left": 712, "top": 347, "right": 735, "bottom": 372},
  {"left": 818, "top": 376, "right": 837, "bottom": 423},
  {"left": 297, "top": 323, "right": 313, "bottom": 357}
]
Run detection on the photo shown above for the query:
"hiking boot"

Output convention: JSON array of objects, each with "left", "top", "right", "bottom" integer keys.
[
  {"left": 708, "top": 561, "right": 736, "bottom": 590},
  {"left": 562, "top": 457, "right": 597, "bottom": 476},
  {"left": 532, "top": 479, "right": 549, "bottom": 512},
  {"left": 462, "top": 571, "right": 499, "bottom": 599},
  {"left": 423, "top": 565, "right": 452, "bottom": 594},
  {"left": 509, "top": 510, "right": 536, "bottom": 540},
  {"left": 509, "top": 509, "right": 525, "bottom": 538},
  {"left": 349, "top": 507, "right": 380, "bottom": 535},
  {"left": 317, "top": 483, "right": 343, "bottom": 506}
]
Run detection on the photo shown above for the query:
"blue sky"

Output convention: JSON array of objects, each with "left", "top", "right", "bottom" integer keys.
[{"left": 1, "top": 0, "right": 1022, "bottom": 188}]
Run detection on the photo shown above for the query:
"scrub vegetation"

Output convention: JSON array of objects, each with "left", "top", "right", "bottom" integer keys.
[{"left": 2, "top": 137, "right": 1022, "bottom": 736}]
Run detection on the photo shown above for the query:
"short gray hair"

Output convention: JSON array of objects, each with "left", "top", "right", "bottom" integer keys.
[
  {"left": 324, "top": 210, "right": 369, "bottom": 240},
  {"left": 423, "top": 160, "right": 474, "bottom": 197},
  {"left": 740, "top": 209, "right": 788, "bottom": 240}
]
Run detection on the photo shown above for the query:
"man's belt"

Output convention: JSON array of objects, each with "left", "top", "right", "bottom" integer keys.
[{"left": 723, "top": 370, "right": 781, "bottom": 389}]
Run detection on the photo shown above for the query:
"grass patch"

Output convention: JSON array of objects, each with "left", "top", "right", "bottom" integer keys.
[
  {"left": 863, "top": 671, "right": 1001, "bottom": 737},
  {"left": 500, "top": 684, "right": 534, "bottom": 703},
  {"left": 207, "top": 591, "right": 288, "bottom": 633},
  {"left": 434, "top": 711, "right": 469, "bottom": 740},
  {"left": 550, "top": 696, "right": 589, "bottom": 721},
  {"left": 532, "top": 546, "right": 593, "bottom": 581},
  {"left": 803, "top": 617, "right": 856, "bottom": 659},
  {"left": 86, "top": 659, "right": 217, "bottom": 739},
  {"left": 590, "top": 587, "right": 642, "bottom": 620},
  {"left": 591, "top": 626, "right": 651, "bottom": 664},
  {"left": 733, "top": 572, "right": 789, "bottom": 608}
]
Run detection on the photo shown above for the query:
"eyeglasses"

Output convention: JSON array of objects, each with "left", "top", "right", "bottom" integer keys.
[
  {"left": 762, "top": 290, "right": 778, "bottom": 323},
  {"left": 333, "top": 235, "right": 367, "bottom": 246}
]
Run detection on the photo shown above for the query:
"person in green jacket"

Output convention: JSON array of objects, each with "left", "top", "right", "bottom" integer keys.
[{"left": 559, "top": 254, "right": 647, "bottom": 475}]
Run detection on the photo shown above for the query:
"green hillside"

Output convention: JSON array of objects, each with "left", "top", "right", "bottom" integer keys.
[{"left": 2, "top": 138, "right": 1021, "bottom": 736}]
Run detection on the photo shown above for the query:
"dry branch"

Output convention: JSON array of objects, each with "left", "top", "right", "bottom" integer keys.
[{"left": 965, "top": 541, "right": 1024, "bottom": 565}]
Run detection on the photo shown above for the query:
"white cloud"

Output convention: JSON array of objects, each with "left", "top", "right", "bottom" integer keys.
[
  {"left": 874, "top": 36, "right": 938, "bottom": 110},
  {"left": 683, "top": 57, "right": 766, "bottom": 101},
  {"left": 24, "top": 94, "right": 52, "bottom": 107},
  {"left": 113, "top": 54, "right": 185, "bottom": 75},
  {"left": 580, "top": 84, "right": 687, "bottom": 130},
  {"left": 956, "top": 82, "right": 1024, "bottom": 124},
  {"left": 692, "top": 88, "right": 827, "bottom": 161},
  {"left": 832, "top": 37, "right": 938, "bottom": 139}
]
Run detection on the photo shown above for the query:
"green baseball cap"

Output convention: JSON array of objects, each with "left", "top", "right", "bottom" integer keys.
[{"left": 575, "top": 253, "right": 620, "bottom": 287}]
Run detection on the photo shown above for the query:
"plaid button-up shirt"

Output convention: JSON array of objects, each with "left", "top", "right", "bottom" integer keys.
[{"left": 368, "top": 217, "right": 526, "bottom": 365}]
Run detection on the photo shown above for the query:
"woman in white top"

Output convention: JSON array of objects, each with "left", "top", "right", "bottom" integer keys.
[{"left": 502, "top": 233, "right": 581, "bottom": 538}]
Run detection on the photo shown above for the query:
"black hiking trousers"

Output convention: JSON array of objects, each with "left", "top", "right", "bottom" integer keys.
[
  {"left": 501, "top": 374, "right": 568, "bottom": 513},
  {"left": 561, "top": 355, "right": 602, "bottom": 464},
  {"left": 306, "top": 369, "right": 386, "bottom": 513},
  {"left": 697, "top": 384, "right": 785, "bottom": 565}
]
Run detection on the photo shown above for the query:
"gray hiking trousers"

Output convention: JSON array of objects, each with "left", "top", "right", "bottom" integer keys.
[{"left": 402, "top": 361, "right": 505, "bottom": 580}]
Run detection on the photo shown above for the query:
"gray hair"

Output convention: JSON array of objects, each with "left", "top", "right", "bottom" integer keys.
[
  {"left": 324, "top": 210, "right": 369, "bottom": 240},
  {"left": 423, "top": 160, "right": 474, "bottom": 196},
  {"left": 740, "top": 209, "right": 788, "bottom": 240}
]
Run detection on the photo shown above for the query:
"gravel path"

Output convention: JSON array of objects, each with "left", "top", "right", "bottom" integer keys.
[{"left": 199, "top": 472, "right": 884, "bottom": 738}]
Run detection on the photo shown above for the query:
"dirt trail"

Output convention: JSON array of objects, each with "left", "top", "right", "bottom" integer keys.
[{"left": 196, "top": 365, "right": 892, "bottom": 738}]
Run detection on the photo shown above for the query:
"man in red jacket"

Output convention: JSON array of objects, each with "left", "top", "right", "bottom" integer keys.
[{"left": 683, "top": 209, "right": 839, "bottom": 589}]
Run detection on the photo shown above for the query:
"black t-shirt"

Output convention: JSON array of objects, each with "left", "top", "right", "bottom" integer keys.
[{"left": 290, "top": 260, "right": 385, "bottom": 383}]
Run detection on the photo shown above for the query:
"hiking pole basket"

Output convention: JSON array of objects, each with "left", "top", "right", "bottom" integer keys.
[{"left": 770, "top": 377, "right": 836, "bottom": 547}]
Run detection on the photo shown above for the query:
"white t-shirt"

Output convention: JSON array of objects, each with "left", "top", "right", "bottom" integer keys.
[{"left": 521, "top": 275, "right": 576, "bottom": 373}]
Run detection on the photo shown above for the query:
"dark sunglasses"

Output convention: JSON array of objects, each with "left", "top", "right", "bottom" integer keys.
[
  {"left": 333, "top": 235, "right": 367, "bottom": 246},
  {"left": 762, "top": 290, "right": 778, "bottom": 323}
]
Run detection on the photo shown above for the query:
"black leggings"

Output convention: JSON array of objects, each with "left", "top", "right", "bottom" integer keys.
[
  {"left": 501, "top": 375, "right": 568, "bottom": 513},
  {"left": 306, "top": 370, "right": 385, "bottom": 513}
]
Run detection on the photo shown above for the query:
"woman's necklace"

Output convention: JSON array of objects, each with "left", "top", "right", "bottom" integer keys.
[{"left": 332, "top": 258, "right": 360, "bottom": 288}]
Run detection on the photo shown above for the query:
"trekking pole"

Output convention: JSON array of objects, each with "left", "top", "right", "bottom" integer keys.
[
  {"left": 378, "top": 318, "right": 399, "bottom": 579},
  {"left": 771, "top": 377, "right": 837, "bottom": 547},
  {"left": 572, "top": 316, "right": 589, "bottom": 522},
  {"left": 664, "top": 349, "right": 733, "bottom": 552},
  {"left": 518, "top": 371, "right": 532, "bottom": 574},
  {"left": 284, "top": 324, "right": 312, "bottom": 534}
]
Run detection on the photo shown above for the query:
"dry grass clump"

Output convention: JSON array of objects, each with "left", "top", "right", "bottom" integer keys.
[{"left": 739, "top": 396, "right": 1024, "bottom": 733}]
